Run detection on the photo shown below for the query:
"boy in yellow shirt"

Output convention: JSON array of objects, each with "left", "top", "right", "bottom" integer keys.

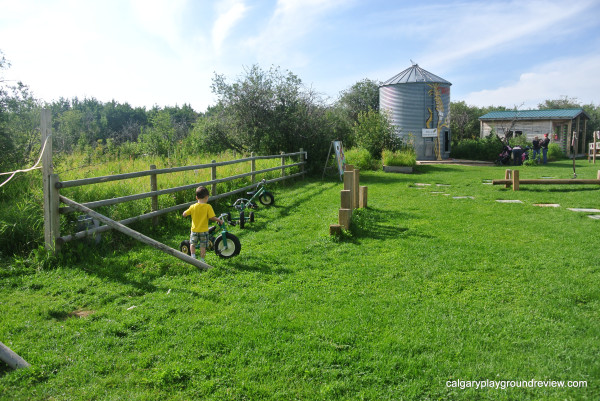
[{"left": 182, "top": 186, "right": 223, "bottom": 262}]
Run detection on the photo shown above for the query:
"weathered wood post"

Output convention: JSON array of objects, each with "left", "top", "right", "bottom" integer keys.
[
  {"left": 211, "top": 160, "right": 217, "bottom": 197},
  {"left": 339, "top": 190, "right": 352, "bottom": 229},
  {"left": 504, "top": 169, "right": 512, "bottom": 189},
  {"left": 42, "top": 109, "right": 60, "bottom": 251},
  {"left": 299, "top": 148, "right": 305, "bottom": 177},
  {"left": 512, "top": 169, "right": 520, "bottom": 191},
  {"left": 359, "top": 186, "right": 368, "bottom": 208},
  {"left": 343, "top": 164, "right": 355, "bottom": 210},
  {"left": 250, "top": 152, "right": 256, "bottom": 184},
  {"left": 353, "top": 168, "right": 360, "bottom": 210},
  {"left": 281, "top": 151, "right": 286, "bottom": 179},
  {"left": 150, "top": 165, "right": 158, "bottom": 226}
]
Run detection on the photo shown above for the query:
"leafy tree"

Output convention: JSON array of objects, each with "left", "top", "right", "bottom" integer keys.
[
  {"left": 209, "top": 64, "right": 337, "bottom": 171},
  {"left": 338, "top": 78, "right": 380, "bottom": 123},
  {"left": 352, "top": 109, "right": 401, "bottom": 158}
]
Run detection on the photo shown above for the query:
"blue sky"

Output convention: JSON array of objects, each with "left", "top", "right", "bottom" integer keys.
[{"left": 1, "top": 0, "right": 599, "bottom": 112}]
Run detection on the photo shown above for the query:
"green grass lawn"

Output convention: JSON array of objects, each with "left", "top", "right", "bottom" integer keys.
[{"left": 1, "top": 160, "right": 599, "bottom": 400}]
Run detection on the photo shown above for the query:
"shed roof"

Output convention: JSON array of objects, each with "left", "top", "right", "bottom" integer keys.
[
  {"left": 381, "top": 64, "right": 451, "bottom": 86},
  {"left": 479, "top": 108, "right": 589, "bottom": 121}
]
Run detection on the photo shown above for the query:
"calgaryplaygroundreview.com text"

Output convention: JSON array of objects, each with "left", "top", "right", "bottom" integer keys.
[{"left": 446, "top": 379, "right": 588, "bottom": 390}]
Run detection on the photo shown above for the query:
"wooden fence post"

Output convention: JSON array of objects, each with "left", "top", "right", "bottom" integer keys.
[
  {"left": 281, "top": 151, "right": 286, "bottom": 179},
  {"left": 512, "top": 169, "right": 520, "bottom": 191},
  {"left": 359, "top": 186, "right": 368, "bottom": 208},
  {"left": 211, "top": 160, "right": 217, "bottom": 197},
  {"left": 505, "top": 169, "right": 512, "bottom": 189},
  {"left": 353, "top": 168, "right": 360, "bottom": 210},
  {"left": 150, "top": 165, "right": 158, "bottom": 226},
  {"left": 299, "top": 148, "right": 305, "bottom": 177},
  {"left": 339, "top": 209, "right": 352, "bottom": 229},
  {"left": 343, "top": 165, "right": 354, "bottom": 210},
  {"left": 341, "top": 190, "right": 352, "bottom": 210},
  {"left": 42, "top": 109, "right": 60, "bottom": 252},
  {"left": 251, "top": 152, "right": 256, "bottom": 183}
]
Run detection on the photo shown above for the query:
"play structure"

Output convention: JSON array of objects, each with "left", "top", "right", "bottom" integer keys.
[
  {"left": 492, "top": 169, "right": 600, "bottom": 191},
  {"left": 589, "top": 131, "right": 600, "bottom": 163},
  {"left": 329, "top": 164, "right": 368, "bottom": 234}
]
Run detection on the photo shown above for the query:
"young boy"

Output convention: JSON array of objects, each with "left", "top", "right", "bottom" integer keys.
[{"left": 182, "top": 186, "right": 223, "bottom": 262}]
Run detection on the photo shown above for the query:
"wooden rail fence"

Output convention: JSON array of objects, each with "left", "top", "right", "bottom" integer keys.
[
  {"left": 492, "top": 169, "right": 600, "bottom": 191},
  {"left": 41, "top": 111, "right": 307, "bottom": 267}
]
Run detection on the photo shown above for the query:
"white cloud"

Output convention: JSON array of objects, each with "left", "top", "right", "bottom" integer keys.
[
  {"left": 129, "top": 0, "right": 188, "bottom": 53},
  {"left": 416, "top": 0, "right": 594, "bottom": 71},
  {"left": 244, "top": 0, "right": 350, "bottom": 67},
  {"left": 212, "top": 1, "right": 247, "bottom": 53},
  {"left": 462, "top": 55, "right": 600, "bottom": 108}
]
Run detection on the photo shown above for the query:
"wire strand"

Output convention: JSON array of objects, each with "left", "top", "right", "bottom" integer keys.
[{"left": 0, "top": 135, "right": 51, "bottom": 188}]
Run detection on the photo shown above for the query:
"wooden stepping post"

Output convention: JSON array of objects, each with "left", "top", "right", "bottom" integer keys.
[{"left": 512, "top": 170, "right": 520, "bottom": 191}]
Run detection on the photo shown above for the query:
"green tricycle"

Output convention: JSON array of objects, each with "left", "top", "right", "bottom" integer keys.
[
  {"left": 180, "top": 213, "right": 241, "bottom": 258},
  {"left": 229, "top": 179, "right": 275, "bottom": 228}
]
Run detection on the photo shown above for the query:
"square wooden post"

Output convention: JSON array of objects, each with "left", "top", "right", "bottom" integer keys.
[
  {"left": 42, "top": 109, "right": 60, "bottom": 251},
  {"left": 281, "top": 151, "right": 286, "bottom": 179},
  {"left": 343, "top": 165, "right": 354, "bottom": 210},
  {"left": 505, "top": 169, "right": 512, "bottom": 189},
  {"left": 512, "top": 169, "right": 520, "bottom": 191},
  {"left": 250, "top": 152, "right": 256, "bottom": 184},
  {"left": 211, "top": 160, "right": 217, "bottom": 197},
  {"left": 353, "top": 168, "right": 360, "bottom": 210},
  {"left": 359, "top": 186, "right": 368, "bottom": 208},
  {"left": 150, "top": 165, "right": 158, "bottom": 226}
]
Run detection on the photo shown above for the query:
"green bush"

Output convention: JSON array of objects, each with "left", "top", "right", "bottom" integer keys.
[
  {"left": 381, "top": 149, "right": 416, "bottom": 167},
  {"left": 450, "top": 135, "right": 504, "bottom": 161},
  {"left": 548, "top": 143, "right": 565, "bottom": 161},
  {"left": 344, "top": 147, "right": 380, "bottom": 170}
]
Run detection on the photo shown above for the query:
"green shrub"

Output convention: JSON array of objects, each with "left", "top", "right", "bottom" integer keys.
[
  {"left": 381, "top": 149, "right": 416, "bottom": 167},
  {"left": 548, "top": 143, "right": 565, "bottom": 161},
  {"left": 344, "top": 147, "right": 380, "bottom": 170},
  {"left": 450, "top": 135, "right": 504, "bottom": 161}
]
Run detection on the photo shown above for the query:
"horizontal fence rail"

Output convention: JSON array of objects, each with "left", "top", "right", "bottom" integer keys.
[
  {"left": 56, "top": 151, "right": 305, "bottom": 189},
  {"left": 54, "top": 151, "right": 306, "bottom": 245}
]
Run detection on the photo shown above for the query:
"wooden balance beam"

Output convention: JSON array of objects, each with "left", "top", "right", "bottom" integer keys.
[{"left": 492, "top": 170, "right": 600, "bottom": 191}]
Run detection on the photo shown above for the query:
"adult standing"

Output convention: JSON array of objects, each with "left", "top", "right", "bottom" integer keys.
[
  {"left": 540, "top": 133, "right": 550, "bottom": 164},
  {"left": 532, "top": 136, "right": 540, "bottom": 163}
]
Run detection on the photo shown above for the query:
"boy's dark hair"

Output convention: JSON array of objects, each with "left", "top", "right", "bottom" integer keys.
[{"left": 196, "top": 186, "right": 210, "bottom": 199}]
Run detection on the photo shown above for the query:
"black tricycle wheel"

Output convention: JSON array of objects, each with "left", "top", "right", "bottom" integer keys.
[
  {"left": 214, "top": 233, "right": 241, "bottom": 258},
  {"left": 180, "top": 240, "right": 191, "bottom": 256},
  {"left": 259, "top": 191, "right": 274, "bottom": 206},
  {"left": 239, "top": 211, "right": 245, "bottom": 229}
]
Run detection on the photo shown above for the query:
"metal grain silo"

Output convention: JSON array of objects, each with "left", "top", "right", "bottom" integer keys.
[{"left": 379, "top": 64, "right": 452, "bottom": 160}]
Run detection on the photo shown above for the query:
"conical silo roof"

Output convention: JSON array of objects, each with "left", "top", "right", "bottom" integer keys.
[{"left": 382, "top": 64, "right": 451, "bottom": 86}]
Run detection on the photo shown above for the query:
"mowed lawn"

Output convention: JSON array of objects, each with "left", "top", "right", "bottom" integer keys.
[{"left": 1, "top": 161, "right": 599, "bottom": 400}]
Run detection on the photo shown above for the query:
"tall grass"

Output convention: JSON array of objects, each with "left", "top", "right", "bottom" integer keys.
[{"left": 0, "top": 150, "right": 298, "bottom": 258}]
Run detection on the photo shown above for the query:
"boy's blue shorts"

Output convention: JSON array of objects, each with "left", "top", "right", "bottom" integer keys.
[{"left": 190, "top": 231, "right": 210, "bottom": 248}]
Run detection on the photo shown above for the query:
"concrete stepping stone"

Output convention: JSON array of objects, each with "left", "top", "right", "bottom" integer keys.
[
  {"left": 533, "top": 204, "right": 561, "bottom": 207},
  {"left": 588, "top": 215, "right": 600, "bottom": 220},
  {"left": 496, "top": 200, "right": 523, "bottom": 203},
  {"left": 453, "top": 196, "right": 475, "bottom": 199},
  {"left": 436, "top": 184, "right": 451, "bottom": 187},
  {"left": 414, "top": 183, "right": 431, "bottom": 186},
  {"left": 567, "top": 208, "right": 600, "bottom": 213}
]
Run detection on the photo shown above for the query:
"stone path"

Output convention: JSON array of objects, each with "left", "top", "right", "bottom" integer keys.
[{"left": 412, "top": 183, "right": 598, "bottom": 219}]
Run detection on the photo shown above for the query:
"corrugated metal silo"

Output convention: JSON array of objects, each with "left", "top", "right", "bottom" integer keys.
[{"left": 379, "top": 64, "right": 452, "bottom": 160}]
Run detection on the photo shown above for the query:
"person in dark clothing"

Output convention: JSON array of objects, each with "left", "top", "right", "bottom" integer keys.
[
  {"left": 512, "top": 145, "right": 523, "bottom": 165},
  {"left": 532, "top": 136, "right": 540, "bottom": 162},
  {"left": 540, "top": 133, "right": 550, "bottom": 164}
]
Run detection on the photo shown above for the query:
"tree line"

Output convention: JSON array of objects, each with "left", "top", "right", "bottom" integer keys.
[{"left": 1, "top": 48, "right": 599, "bottom": 174}]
